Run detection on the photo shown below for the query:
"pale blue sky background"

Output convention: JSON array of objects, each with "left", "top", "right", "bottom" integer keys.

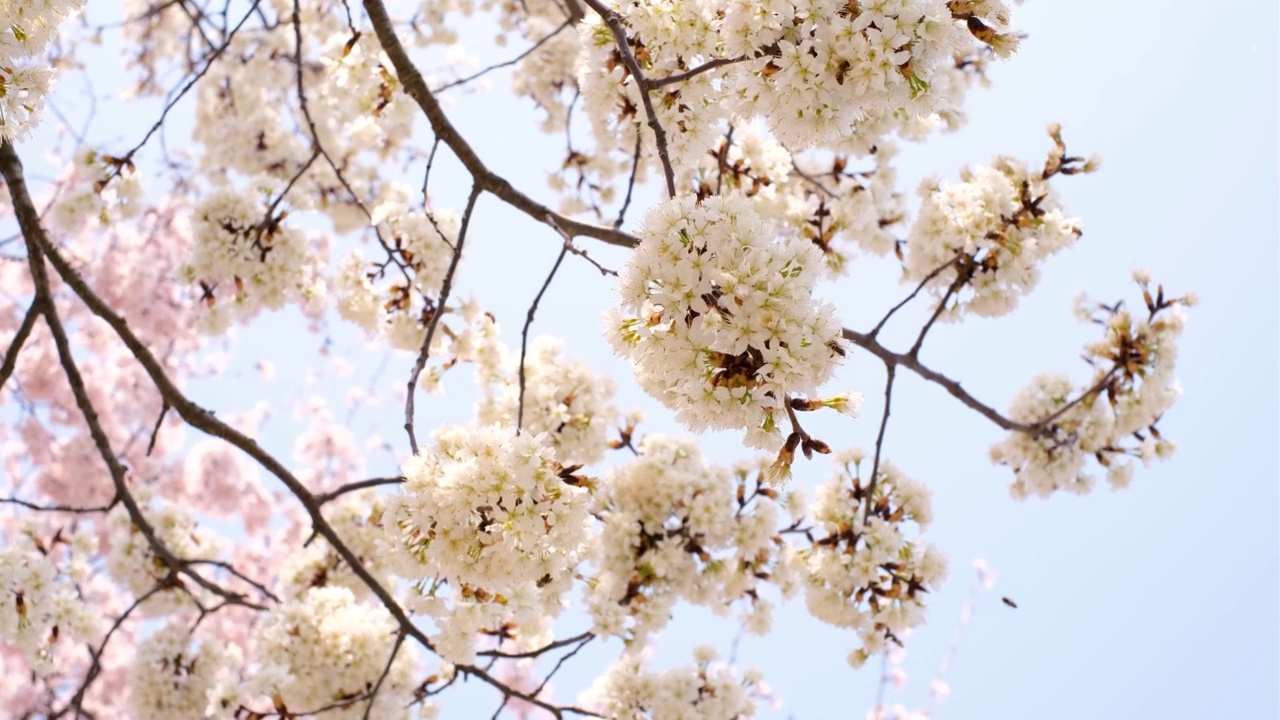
[{"left": 24, "top": 0, "right": 1279, "bottom": 717}]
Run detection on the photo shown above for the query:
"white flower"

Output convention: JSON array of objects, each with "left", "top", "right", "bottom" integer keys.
[{"left": 609, "top": 192, "right": 845, "bottom": 448}]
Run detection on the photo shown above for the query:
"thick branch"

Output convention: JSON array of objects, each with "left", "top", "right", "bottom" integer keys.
[
  {"left": 0, "top": 139, "right": 436, "bottom": 654},
  {"left": 361, "top": 0, "right": 640, "bottom": 249}
]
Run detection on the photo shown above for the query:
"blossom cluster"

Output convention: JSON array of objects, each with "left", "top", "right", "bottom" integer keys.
[
  {"left": 608, "top": 192, "right": 845, "bottom": 448},
  {"left": 128, "top": 621, "right": 235, "bottom": 720},
  {"left": 0, "top": 0, "right": 85, "bottom": 140},
  {"left": 904, "top": 125, "right": 1098, "bottom": 318},
  {"left": 49, "top": 148, "right": 146, "bottom": 232},
  {"left": 793, "top": 449, "right": 947, "bottom": 667},
  {"left": 581, "top": 646, "right": 769, "bottom": 720},
  {"left": 587, "top": 435, "right": 789, "bottom": 641},
  {"left": 212, "top": 587, "right": 417, "bottom": 718},
  {"left": 0, "top": 529, "right": 100, "bottom": 676},
  {"left": 178, "top": 185, "right": 326, "bottom": 334},
  {"left": 384, "top": 425, "right": 592, "bottom": 662},
  {"left": 332, "top": 200, "right": 463, "bottom": 350},
  {"left": 991, "top": 273, "right": 1193, "bottom": 498}
]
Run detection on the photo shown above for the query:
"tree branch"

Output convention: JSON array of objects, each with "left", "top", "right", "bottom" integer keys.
[{"left": 362, "top": 0, "right": 641, "bottom": 249}]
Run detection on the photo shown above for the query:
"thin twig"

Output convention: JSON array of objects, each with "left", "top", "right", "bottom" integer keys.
[
  {"left": 405, "top": 183, "right": 480, "bottom": 454},
  {"left": 315, "top": 476, "right": 406, "bottom": 505},
  {"left": 868, "top": 254, "right": 960, "bottom": 338},
  {"left": 0, "top": 297, "right": 43, "bottom": 393},
  {"left": 433, "top": 20, "right": 573, "bottom": 93},
  {"left": 862, "top": 366, "right": 896, "bottom": 520},
  {"left": 146, "top": 402, "right": 170, "bottom": 456},
  {"left": 614, "top": 126, "right": 642, "bottom": 230},
  {"left": 517, "top": 241, "right": 570, "bottom": 430}
]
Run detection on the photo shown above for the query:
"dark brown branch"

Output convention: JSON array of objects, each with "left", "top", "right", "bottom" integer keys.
[
  {"left": 362, "top": 629, "right": 408, "bottom": 720},
  {"left": 862, "top": 366, "right": 895, "bottom": 519},
  {"left": 5, "top": 142, "right": 257, "bottom": 616},
  {"left": 145, "top": 401, "right": 169, "bottom": 456},
  {"left": 647, "top": 55, "right": 749, "bottom": 89},
  {"left": 0, "top": 496, "right": 114, "bottom": 514},
  {"left": 315, "top": 476, "right": 406, "bottom": 505},
  {"left": 841, "top": 326, "right": 1037, "bottom": 435},
  {"left": 868, "top": 254, "right": 960, "bottom": 338},
  {"left": 113, "top": 1, "right": 261, "bottom": 175},
  {"left": 478, "top": 630, "right": 595, "bottom": 659},
  {"left": 614, "top": 126, "right": 642, "bottom": 230},
  {"left": 1, "top": 139, "right": 438, "bottom": 658},
  {"left": 57, "top": 582, "right": 170, "bottom": 717}
]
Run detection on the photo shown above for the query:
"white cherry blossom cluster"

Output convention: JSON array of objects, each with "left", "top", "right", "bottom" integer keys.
[
  {"left": 333, "top": 200, "right": 461, "bottom": 351},
  {"left": 607, "top": 192, "right": 845, "bottom": 448},
  {"left": 382, "top": 426, "right": 592, "bottom": 661},
  {"left": 215, "top": 587, "right": 416, "bottom": 718},
  {"left": 581, "top": 646, "right": 768, "bottom": 720},
  {"left": 0, "top": 529, "right": 100, "bottom": 676},
  {"left": 128, "top": 621, "right": 235, "bottom": 720},
  {"left": 179, "top": 185, "right": 326, "bottom": 334},
  {"left": 386, "top": 424, "right": 592, "bottom": 596},
  {"left": 792, "top": 449, "right": 947, "bottom": 668},
  {"left": 587, "top": 435, "right": 788, "bottom": 642},
  {"left": 106, "top": 493, "right": 216, "bottom": 616},
  {"left": 904, "top": 125, "right": 1097, "bottom": 319},
  {"left": 475, "top": 335, "right": 620, "bottom": 466},
  {"left": 990, "top": 273, "right": 1193, "bottom": 498},
  {"left": 720, "top": 0, "right": 1022, "bottom": 148},
  {"left": 48, "top": 148, "right": 146, "bottom": 232},
  {"left": 315, "top": 30, "right": 417, "bottom": 162},
  {"left": 0, "top": 0, "right": 85, "bottom": 140}
]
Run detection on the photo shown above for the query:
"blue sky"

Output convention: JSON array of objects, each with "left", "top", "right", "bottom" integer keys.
[{"left": 24, "top": 0, "right": 1279, "bottom": 717}]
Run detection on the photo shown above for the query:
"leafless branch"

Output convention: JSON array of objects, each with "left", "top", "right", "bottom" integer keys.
[
  {"left": 517, "top": 241, "right": 570, "bottom": 431},
  {"left": 433, "top": 20, "right": 574, "bottom": 93},
  {"left": 362, "top": 0, "right": 641, "bottom": 249},
  {"left": 405, "top": 182, "right": 480, "bottom": 454}
]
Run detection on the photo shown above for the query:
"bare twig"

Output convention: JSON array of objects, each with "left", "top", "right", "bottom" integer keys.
[
  {"left": 405, "top": 183, "right": 480, "bottom": 454},
  {"left": 0, "top": 297, "right": 42, "bottom": 393},
  {"left": 841, "top": 326, "right": 1037, "bottom": 435},
  {"left": 614, "top": 125, "right": 642, "bottom": 230},
  {"left": 517, "top": 241, "right": 570, "bottom": 430},
  {"left": 647, "top": 55, "right": 750, "bottom": 89},
  {"left": 315, "top": 476, "right": 406, "bottom": 505},
  {"left": 433, "top": 20, "right": 573, "bottom": 93},
  {"left": 146, "top": 401, "right": 170, "bottom": 456},
  {"left": 362, "top": 630, "right": 408, "bottom": 720},
  {"left": 862, "top": 366, "right": 895, "bottom": 519},
  {"left": 868, "top": 253, "right": 960, "bottom": 338},
  {"left": 0, "top": 496, "right": 114, "bottom": 514},
  {"left": 112, "top": 1, "right": 261, "bottom": 177}
]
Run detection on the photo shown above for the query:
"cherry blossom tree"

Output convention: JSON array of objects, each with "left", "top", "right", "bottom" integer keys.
[{"left": 0, "top": 1, "right": 1197, "bottom": 718}]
